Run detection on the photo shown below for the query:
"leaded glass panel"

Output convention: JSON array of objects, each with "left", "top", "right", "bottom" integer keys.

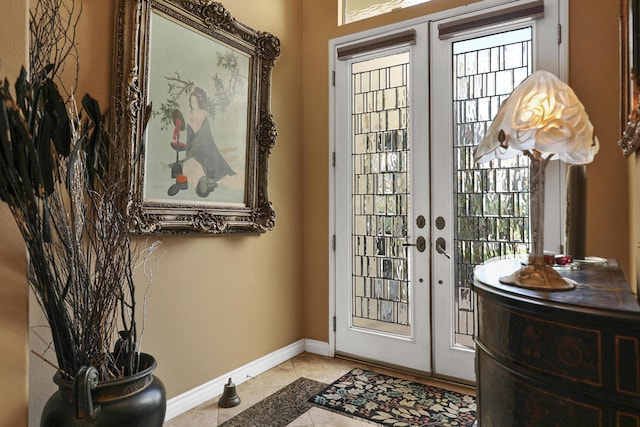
[
  {"left": 452, "top": 27, "right": 533, "bottom": 348},
  {"left": 351, "top": 52, "right": 411, "bottom": 336}
]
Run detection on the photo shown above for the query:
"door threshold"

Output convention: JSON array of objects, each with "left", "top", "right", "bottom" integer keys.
[{"left": 334, "top": 351, "right": 476, "bottom": 389}]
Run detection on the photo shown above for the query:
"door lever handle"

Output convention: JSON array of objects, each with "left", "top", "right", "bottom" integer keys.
[
  {"left": 435, "top": 237, "right": 451, "bottom": 259},
  {"left": 402, "top": 236, "right": 426, "bottom": 252}
]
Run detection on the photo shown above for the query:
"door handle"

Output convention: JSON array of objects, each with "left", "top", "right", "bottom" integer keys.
[
  {"left": 402, "top": 236, "right": 426, "bottom": 252},
  {"left": 435, "top": 237, "right": 451, "bottom": 259}
]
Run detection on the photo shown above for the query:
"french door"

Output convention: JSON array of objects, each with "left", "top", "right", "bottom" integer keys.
[
  {"left": 331, "top": 0, "right": 566, "bottom": 382},
  {"left": 333, "top": 25, "right": 431, "bottom": 372}
]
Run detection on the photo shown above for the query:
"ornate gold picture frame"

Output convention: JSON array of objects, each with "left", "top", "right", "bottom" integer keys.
[
  {"left": 114, "top": 0, "right": 280, "bottom": 234},
  {"left": 620, "top": 0, "right": 640, "bottom": 157}
]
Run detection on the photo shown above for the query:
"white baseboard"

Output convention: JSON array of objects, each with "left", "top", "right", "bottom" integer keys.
[
  {"left": 165, "top": 338, "right": 330, "bottom": 421},
  {"left": 304, "top": 338, "right": 330, "bottom": 356}
]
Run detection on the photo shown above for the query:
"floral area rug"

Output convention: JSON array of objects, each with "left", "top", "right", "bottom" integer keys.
[{"left": 309, "top": 368, "right": 476, "bottom": 426}]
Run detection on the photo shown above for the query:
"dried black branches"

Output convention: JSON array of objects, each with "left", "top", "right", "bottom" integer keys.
[
  {"left": 30, "top": 0, "right": 81, "bottom": 98},
  {"left": 0, "top": 0, "right": 157, "bottom": 381}
]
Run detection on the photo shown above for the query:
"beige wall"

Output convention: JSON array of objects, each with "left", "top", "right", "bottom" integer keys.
[
  {"left": 120, "top": 0, "right": 304, "bottom": 398},
  {"left": 0, "top": 0, "right": 633, "bottom": 424},
  {"left": 568, "top": 0, "right": 632, "bottom": 283},
  {"left": 0, "top": 3, "right": 29, "bottom": 426},
  {"left": 7, "top": 0, "right": 304, "bottom": 420}
]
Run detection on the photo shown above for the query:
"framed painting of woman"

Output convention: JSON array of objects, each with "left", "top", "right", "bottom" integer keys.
[
  {"left": 114, "top": 0, "right": 280, "bottom": 234},
  {"left": 620, "top": 0, "right": 640, "bottom": 157}
]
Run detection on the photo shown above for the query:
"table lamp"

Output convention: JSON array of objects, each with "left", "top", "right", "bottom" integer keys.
[{"left": 474, "top": 70, "right": 599, "bottom": 291}]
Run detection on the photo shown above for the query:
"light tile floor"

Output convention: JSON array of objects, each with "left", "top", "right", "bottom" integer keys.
[{"left": 164, "top": 352, "right": 476, "bottom": 426}]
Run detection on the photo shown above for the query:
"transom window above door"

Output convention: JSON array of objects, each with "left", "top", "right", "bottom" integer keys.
[{"left": 341, "top": 0, "right": 433, "bottom": 24}]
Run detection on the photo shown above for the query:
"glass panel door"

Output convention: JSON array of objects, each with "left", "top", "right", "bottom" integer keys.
[
  {"left": 431, "top": 1, "right": 565, "bottom": 383},
  {"left": 332, "top": 0, "right": 565, "bottom": 383},
  {"left": 334, "top": 26, "right": 431, "bottom": 372}
]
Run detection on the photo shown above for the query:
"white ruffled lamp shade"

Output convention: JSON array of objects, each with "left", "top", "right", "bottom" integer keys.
[
  {"left": 474, "top": 70, "right": 599, "bottom": 290},
  {"left": 475, "top": 70, "right": 599, "bottom": 163}
]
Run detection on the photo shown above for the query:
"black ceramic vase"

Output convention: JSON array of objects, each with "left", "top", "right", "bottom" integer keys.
[{"left": 40, "top": 353, "right": 166, "bottom": 427}]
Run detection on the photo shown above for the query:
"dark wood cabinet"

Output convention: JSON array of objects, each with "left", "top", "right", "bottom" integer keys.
[{"left": 473, "top": 258, "right": 640, "bottom": 427}]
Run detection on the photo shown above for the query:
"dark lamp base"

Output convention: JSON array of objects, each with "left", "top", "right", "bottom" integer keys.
[{"left": 499, "top": 263, "right": 576, "bottom": 291}]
